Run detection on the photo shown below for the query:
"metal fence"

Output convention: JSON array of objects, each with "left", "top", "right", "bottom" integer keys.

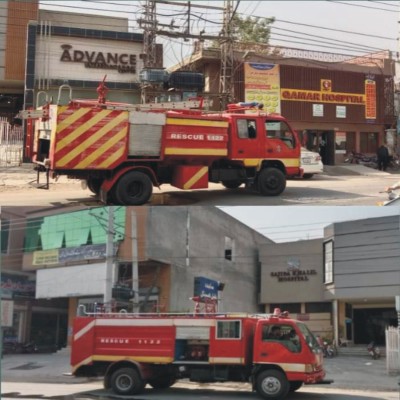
[
  {"left": 0, "top": 118, "right": 24, "bottom": 167},
  {"left": 386, "top": 326, "right": 400, "bottom": 374}
]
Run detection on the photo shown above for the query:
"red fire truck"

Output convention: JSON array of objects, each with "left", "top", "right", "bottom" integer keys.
[
  {"left": 71, "top": 308, "right": 332, "bottom": 399},
  {"left": 22, "top": 83, "right": 302, "bottom": 205}
]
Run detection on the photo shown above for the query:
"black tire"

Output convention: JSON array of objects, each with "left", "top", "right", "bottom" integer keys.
[
  {"left": 257, "top": 168, "right": 286, "bottom": 196},
  {"left": 115, "top": 171, "right": 153, "bottom": 205},
  {"left": 222, "top": 180, "right": 242, "bottom": 189},
  {"left": 289, "top": 381, "right": 303, "bottom": 392},
  {"left": 256, "top": 370, "right": 289, "bottom": 399},
  {"left": 87, "top": 178, "right": 103, "bottom": 195},
  {"left": 110, "top": 367, "right": 145, "bottom": 395},
  {"left": 302, "top": 173, "right": 314, "bottom": 180},
  {"left": 148, "top": 376, "right": 176, "bottom": 389}
]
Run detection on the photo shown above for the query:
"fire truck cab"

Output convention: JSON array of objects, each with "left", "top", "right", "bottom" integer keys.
[{"left": 71, "top": 308, "right": 332, "bottom": 399}]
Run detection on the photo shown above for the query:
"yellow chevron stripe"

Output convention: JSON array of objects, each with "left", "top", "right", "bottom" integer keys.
[
  {"left": 97, "top": 145, "right": 126, "bottom": 169},
  {"left": 75, "top": 127, "right": 127, "bottom": 169},
  {"left": 57, "top": 106, "right": 69, "bottom": 115},
  {"left": 183, "top": 167, "right": 208, "bottom": 189},
  {"left": 167, "top": 118, "right": 228, "bottom": 128},
  {"left": 55, "top": 108, "right": 102, "bottom": 151},
  {"left": 165, "top": 148, "right": 228, "bottom": 156},
  {"left": 56, "top": 113, "right": 127, "bottom": 167}
]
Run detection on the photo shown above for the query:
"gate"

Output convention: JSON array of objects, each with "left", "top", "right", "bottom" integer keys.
[
  {"left": 0, "top": 118, "right": 24, "bottom": 167},
  {"left": 385, "top": 326, "right": 400, "bottom": 374}
]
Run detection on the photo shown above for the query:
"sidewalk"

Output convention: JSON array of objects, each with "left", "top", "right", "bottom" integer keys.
[{"left": 1, "top": 350, "right": 399, "bottom": 392}]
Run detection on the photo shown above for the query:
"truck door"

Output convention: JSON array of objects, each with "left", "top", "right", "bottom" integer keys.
[
  {"left": 230, "top": 117, "right": 263, "bottom": 163},
  {"left": 255, "top": 323, "right": 303, "bottom": 365},
  {"left": 264, "top": 119, "right": 299, "bottom": 160}
]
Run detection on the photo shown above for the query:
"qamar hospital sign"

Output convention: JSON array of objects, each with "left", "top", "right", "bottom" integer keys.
[{"left": 244, "top": 63, "right": 377, "bottom": 120}]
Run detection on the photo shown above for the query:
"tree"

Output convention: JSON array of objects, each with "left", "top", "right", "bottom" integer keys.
[{"left": 231, "top": 15, "right": 275, "bottom": 44}]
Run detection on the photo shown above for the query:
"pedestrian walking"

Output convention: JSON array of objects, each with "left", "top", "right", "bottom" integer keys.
[{"left": 377, "top": 144, "right": 389, "bottom": 171}]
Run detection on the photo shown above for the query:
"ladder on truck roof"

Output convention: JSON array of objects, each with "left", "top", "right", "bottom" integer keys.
[{"left": 18, "top": 98, "right": 213, "bottom": 120}]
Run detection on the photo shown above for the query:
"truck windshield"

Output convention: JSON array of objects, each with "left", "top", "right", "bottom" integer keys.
[{"left": 296, "top": 322, "right": 320, "bottom": 352}]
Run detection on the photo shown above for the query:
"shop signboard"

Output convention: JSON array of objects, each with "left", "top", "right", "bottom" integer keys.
[{"left": 1, "top": 274, "right": 35, "bottom": 298}]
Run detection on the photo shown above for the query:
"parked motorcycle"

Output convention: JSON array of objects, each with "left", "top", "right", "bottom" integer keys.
[
  {"left": 367, "top": 341, "right": 380, "bottom": 359},
  {"left": 322, "top": 341, "right": 336, "bottom": 358},
  {"left": 344, "top": 151, "right": 378, "bottom": 169}
]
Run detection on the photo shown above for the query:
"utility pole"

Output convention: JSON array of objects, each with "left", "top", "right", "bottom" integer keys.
[
  {"left": 131, "top": 210, "right": 140, "bottom": 313},
  {"left": 104, "top": 207, "right": 114, "bottom": 307},
  {"left": 219, "top": 0, "right": 235, "bottom": 110},
  {"left": 140, "top": 0, "right": 158, "bottom": 104}
]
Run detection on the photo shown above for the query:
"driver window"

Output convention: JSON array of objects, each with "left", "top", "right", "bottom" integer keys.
[
  {"left": 262, "top": 324, "right": 301, "bottom": 353},
  {"left": 265, "top": 120, "right": 295, "bottom": 149}
]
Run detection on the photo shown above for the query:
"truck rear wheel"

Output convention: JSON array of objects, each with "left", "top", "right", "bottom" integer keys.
[
  {"left": 256, "top": 370, "right": 289, "bottom": 399},
  {"left": 257, "top": 168, "right": 286, "bottom": 196},
  {"left": 115, "top": 171, "right": 153, "bottom": 205},
  {"left": 87, "top": 178, "right": 103, "bottom": 195},
  {"left": 222, "top": 180, "right": 242, "bottom": 189},
  {"left": 110, "top": 367, "right": 145, "bottom": 395},
  {"left": 148, "top": 376, "right": 176, "bottom": 389}
]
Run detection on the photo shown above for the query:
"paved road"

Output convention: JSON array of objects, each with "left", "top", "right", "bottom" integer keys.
[
  {"left": 2, "top": 381, "right": 399, "bottom": 400},
  {"left": 0, "top": 165, "right": 399, "bottom": 206}
]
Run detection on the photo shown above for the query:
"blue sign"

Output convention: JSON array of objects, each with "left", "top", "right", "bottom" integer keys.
[{"left": 194, "top": 276, "right": 219, "bottom": 299}]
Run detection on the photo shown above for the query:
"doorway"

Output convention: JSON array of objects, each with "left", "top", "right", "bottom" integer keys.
[
  {"left": 353, "top": 307, "right": 397, "bottom": 346},
  {"left": 301, "top": 130, "right": 335, "bottom": 165}
]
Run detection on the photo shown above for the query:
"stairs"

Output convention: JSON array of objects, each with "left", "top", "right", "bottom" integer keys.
[{"left": 337, "top": 345, "right": 385, "bottom": 358}]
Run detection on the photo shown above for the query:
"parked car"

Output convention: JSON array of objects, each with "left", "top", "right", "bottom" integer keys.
[{"left": 300, "top": 147, "right": 323, "bottom": 179}]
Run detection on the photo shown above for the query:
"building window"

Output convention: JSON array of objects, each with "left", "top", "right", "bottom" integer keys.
[
  {"left": 270, "top": 303, "right": 301, "bottom": 314},
  {"left": 323, "top": 240, "right": 333, "bottom": 284},
  {"left": 1, "top": 218, "right": 10, "bottom": 254},
  {"left": 216, "top": 320, "right": 241, "bottom": 339},
  {"left": 224, "top": 236, "right": 234, "bottom": 261},
  {"left": 305, "top": 302, "right": 332, "bottom": 313}
]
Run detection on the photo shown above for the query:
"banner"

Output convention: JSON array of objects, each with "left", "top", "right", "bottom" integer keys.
[{"left": 244, "top": 63, "right": 281, "bottom": 114}]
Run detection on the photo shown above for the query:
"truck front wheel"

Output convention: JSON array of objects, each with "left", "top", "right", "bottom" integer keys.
[
  {"left": 110, "top": 367, "right": 145, "bottom": 395},
  {"left": 257, "top": 168, "right": 286, "bottom": 196},
  {"left": 256, "top": 370, "right": 289, "bottom": 399},
  {"left": 115, "top": 171, "right": 153, "bottom": 205}
]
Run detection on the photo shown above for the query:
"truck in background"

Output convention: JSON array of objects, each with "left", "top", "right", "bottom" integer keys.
[
  {"left": 21, "top": 82, "right": 302, "bottom": 205},
  {"left": 71, "top": 307, "right": 332, "bottom": 399}
]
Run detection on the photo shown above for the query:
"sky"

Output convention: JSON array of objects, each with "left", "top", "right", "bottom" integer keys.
[
  {"left": 39, "top": 1, "right": 400, "bottom": 68},
  {"left": 221, "top": 206, "right": 400, "bottom": 242}
]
